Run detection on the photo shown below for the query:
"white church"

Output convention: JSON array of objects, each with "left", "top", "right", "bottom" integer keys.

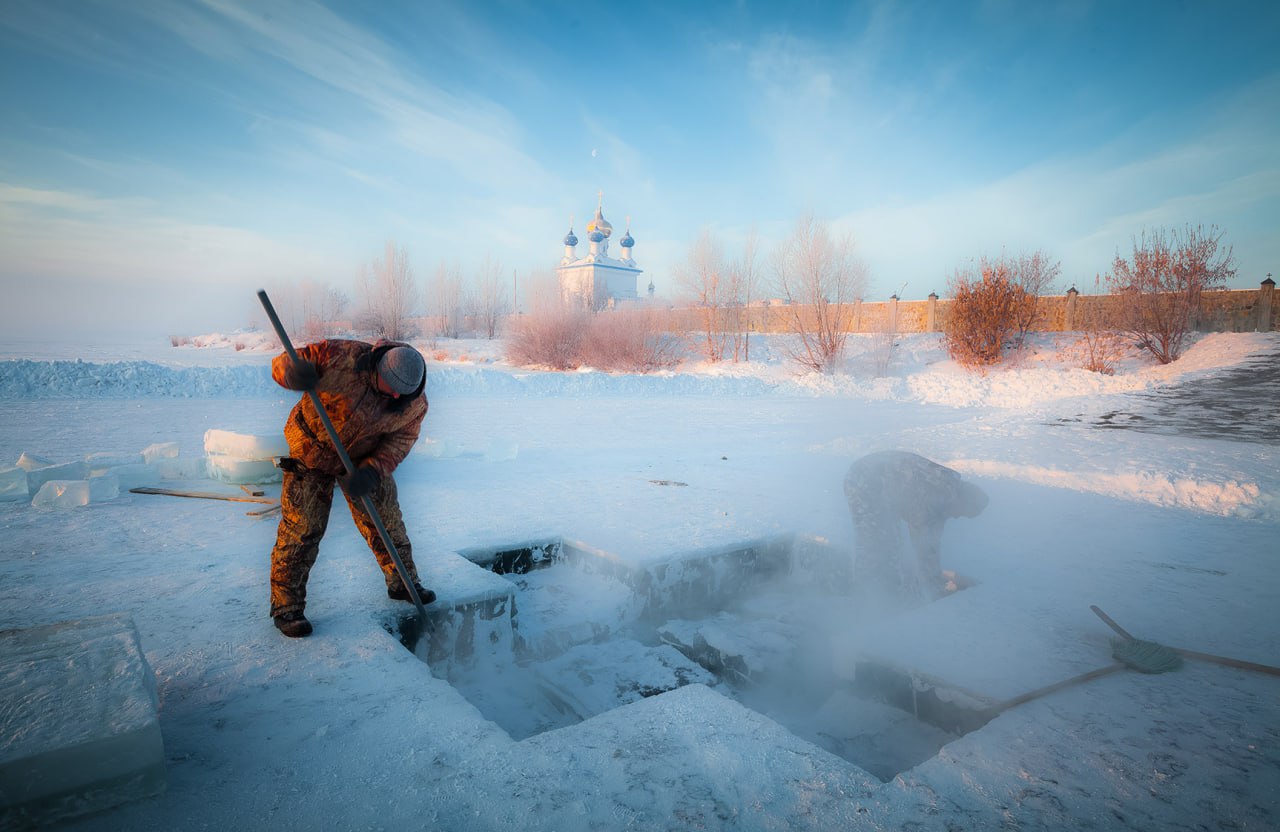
[{"left": 558, "top": 194, "right": 652, "bottom": 310}]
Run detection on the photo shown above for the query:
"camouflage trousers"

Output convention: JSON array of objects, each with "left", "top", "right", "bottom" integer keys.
[{"left": 269, "top": 466, "right": 419, "bottom": 618}]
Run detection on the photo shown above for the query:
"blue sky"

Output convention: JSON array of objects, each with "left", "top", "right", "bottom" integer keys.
[{"left": 2, "top": 0, "right": 1277, "bottom": 337}]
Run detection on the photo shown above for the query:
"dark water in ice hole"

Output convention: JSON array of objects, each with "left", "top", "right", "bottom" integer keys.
[{"left": 391, "top": 540, "right": 964, "bottom": 782}]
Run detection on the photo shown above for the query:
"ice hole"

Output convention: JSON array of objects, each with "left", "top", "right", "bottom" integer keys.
[{"left": 388, "top": 535, "right": 979, "bottom": 782}]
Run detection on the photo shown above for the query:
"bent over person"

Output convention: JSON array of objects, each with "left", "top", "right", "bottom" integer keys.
[{"left": 269, "top": 339, "right": 436, "bottom": 638}]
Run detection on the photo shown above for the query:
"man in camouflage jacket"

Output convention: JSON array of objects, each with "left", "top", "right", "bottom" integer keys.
[{"left": 269, "top": 338, "right": 436, "bottom": 637}]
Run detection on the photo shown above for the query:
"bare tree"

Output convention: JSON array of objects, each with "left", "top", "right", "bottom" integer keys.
[
  {"left": 1104, "top": 224, "right": 1236, "bottom": 364},
  {"left": 1009, "top": 250, "right": 1061, "bottom": 345},
  {"left": 301, "top": 279, "right": 350, "bottom": 340},
  {"left": 674, "top": 228, "right": 732, "bottom": 362},
  {"left": 772, "top": 214, "right": 868, "bottom": 373},
  {"left": 869, "top": 282, "right": 907, "bottom": 378},
  {"left": 260, "top": 278, "right": 349, "bottom": 343},
  {"left": 726, "top": 226, "right": 761, "bottom": 362},
  {"left": 357, "top": 240, "right": 416, "bottom": 340},
  {"left": 428, "top": 261, "right": 466, "bottom": 339},
  {"left": 471, "top": 254, "right": 511, "bottom": 340}
]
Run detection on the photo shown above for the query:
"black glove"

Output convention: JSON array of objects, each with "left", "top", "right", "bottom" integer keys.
[
  {"left": 346, "top": 464, "right": 381, "bottom": 498},
  {"left": 282, "top": 359, "right": 320, "bottom": 391}
]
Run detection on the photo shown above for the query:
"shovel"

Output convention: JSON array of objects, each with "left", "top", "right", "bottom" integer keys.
[{"left": 257, "top": 290, "right": 432, "bottom": 622}]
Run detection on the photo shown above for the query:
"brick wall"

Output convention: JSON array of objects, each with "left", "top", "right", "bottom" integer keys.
[{"left": 651, "top": 281, "right": 1277, "bottom": 335}]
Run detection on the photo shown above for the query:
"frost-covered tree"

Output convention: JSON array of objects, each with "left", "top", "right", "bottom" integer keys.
[
  {"left": 727, "top": 227, "right": 761, "bottom": 362},
  {"left": 674, "top": 228, "right": 732, "bottom": 362},
  {"left": 772, "top": 214, "right": 867, "bottom": 373},
  {"left": 357, "top": 241, "right": 416, "bottom": 340},
  {"left": 471, "top": 255, "right": 510, "bottom": 340},
  {"left": 428, "top": 261, "right": 466, "bottom": 339}
]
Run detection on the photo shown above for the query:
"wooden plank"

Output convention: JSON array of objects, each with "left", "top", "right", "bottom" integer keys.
[{"left": 129, "top": 486, "right": 276, "bottom": 505}]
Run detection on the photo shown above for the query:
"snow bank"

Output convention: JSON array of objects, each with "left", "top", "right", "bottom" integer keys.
[
  {"left": 946, "top": 459, "right": 1273, "bottom": 520},
  {"left": 1, "top": 333, "right": 1274, "bottom": 409},
  {"left": 0, "top": 360, "right": 277, "bottom": 399},
  {"left": 171, "top": 330, "right": 277, "bottom": 352},
  {"left": 0, "top": 359, "right": 1136, "bottom": 404}
]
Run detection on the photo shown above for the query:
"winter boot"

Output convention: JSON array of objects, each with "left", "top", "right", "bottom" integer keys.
[
  {"left": 274, "top": 610, "right": 313, "bottom": 638},
  {"left": 388, "top": 581, "right": 437, "bottom": 605}
]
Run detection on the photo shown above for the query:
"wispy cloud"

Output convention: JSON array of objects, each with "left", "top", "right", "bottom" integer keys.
[
  {"left": 842, "top": 114, "right": 1280, "bottom": 295},
  {"left": 134, "top": 0, "right": 554, "bottom": 194},
  {"left": 0, "top": 183, "right": 146, "bottom": 215},
  {"left": 0, "top": 182, "right": 339, "bottom": 285}
]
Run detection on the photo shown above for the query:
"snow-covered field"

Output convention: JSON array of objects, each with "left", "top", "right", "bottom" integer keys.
[{"left": 2, "top": 330, "right": 1277, "bottom": 830}]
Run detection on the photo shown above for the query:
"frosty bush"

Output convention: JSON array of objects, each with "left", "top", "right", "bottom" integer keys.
[
  {"left": 1104, "top": 224, "right": 1235, "bottom": 364},
  {"left": 944, "top": 263, "right": 1037, "bottom": 368},
  {"left": 870, "top": 314, "right": 898, "bottom": 378},
  {"left": 506, "top": 302, "right": 590, "bottom": 370},
  {"left": 580, "top": 309, "right": 684, "bottom": 373},
  {"left": 507, "top": 303, "right": 682, "bottom": 373},
  {"left": 1063, "top": 280, "right": 1127, "bottom": 375}
]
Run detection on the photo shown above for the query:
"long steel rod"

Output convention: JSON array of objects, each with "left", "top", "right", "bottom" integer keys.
[{"left": 257, "top": 290, "right": 429, "bottom": 621}]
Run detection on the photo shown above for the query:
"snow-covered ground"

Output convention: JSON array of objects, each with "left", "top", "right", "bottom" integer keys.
[{"left": 1, "top": 330, "right": 1277, "bottom": 830}]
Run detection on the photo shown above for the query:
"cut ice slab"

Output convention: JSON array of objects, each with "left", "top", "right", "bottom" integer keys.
[
  {"left": 15, "top": 452, "right": 54, "bottom": 471},
  {"left": 203, "top": 429, "right": 288, "bottom": 460},
  {"left": 156, "top": 456, "right": 210, "bottom": 481},
  {"left": 205, "top": 455, "right": 281, "bottom": 484},
  {"left": 88, "top": 471, "right": 120, "bottom": 502},
  {"left": 111, "top": 463, "right": 161, "bottom": 490},
  {"left": 0, "top": 613, "right": 165, "bottom": 828},
  {"left": 0, "top": 466, "right": 28, "bottom": 502},
  {"left": 27, "top": 460, "right": 89, "bottom": 496},
  {"left": 446, "top": 638, "right": 719, "bottom": 741},
  {"left": 84, "top": 451, "right": 145, "bottom": 471},
  {"left": 531, "top": 639, "right": 717, "bottom": 722},
  {"left": 140, "top": 442, "right": 179, "bottom": 464},
  {"left": 659, "top": 612, "right": 802, "bottom": 686},
  {"left": 31, "top": 480, "right": 90, "bottom": 510}
]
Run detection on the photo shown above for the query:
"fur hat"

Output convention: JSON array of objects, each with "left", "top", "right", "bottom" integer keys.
[{"left": 377, "top": 346, "right": 425, "bottom": 394}]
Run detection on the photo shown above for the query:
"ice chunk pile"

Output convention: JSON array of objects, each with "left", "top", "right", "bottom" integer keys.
[
  {"left": 7, "top": 438, "right": 207, "bottom": 509},
  {"left": 203, "top": 429, "right": 286, "bottom": 484},
  {"left": 0, "top": 613, "right": 165, "bottom": 827}
]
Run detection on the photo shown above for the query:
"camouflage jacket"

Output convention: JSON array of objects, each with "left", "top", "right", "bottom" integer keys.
[{"left": 272, "top": 339, "right": 427, "bottom": 479}]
